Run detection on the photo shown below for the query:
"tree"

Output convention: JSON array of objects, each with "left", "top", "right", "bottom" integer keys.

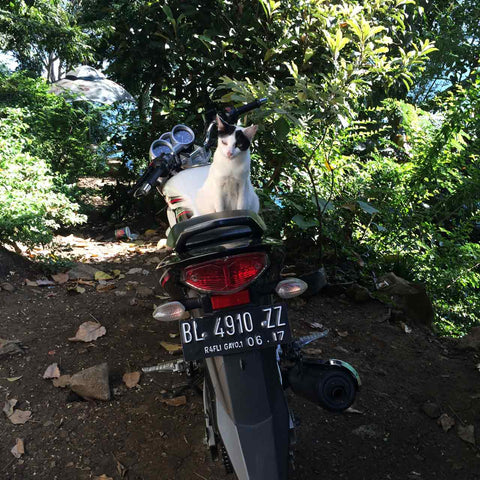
[{"left": 0, "top": 0, "right": 91, "bottom": 81}]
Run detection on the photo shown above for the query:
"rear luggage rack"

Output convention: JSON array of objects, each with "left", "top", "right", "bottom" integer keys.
[{"left": 167, "top": 210, "right": 266, "bottom": 253}]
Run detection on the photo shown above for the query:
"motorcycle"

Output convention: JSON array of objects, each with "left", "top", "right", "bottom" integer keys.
[{"left": 133, "top": 99, "right": 361, "bottom": 479}]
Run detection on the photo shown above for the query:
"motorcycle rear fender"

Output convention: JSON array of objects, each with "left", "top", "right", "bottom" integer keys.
[{"left": 206, "top": 348, "right": 290, "bottom": 480}]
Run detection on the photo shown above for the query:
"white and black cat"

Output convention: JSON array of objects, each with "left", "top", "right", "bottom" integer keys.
[{"left": 196, "top": 115, "right": 259, "bottom": 215}]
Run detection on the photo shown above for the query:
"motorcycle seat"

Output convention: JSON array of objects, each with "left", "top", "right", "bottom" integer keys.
[{"left": 168, "top": 210, "right": 266, "bottom": 253}]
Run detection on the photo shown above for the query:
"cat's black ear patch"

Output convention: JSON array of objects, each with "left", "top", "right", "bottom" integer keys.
[
  {"left": 235, "top": 130, "right": 251, "bottom": 151},
  {"left": 217, "top": 115, "right": 236, "bottom": 137}
]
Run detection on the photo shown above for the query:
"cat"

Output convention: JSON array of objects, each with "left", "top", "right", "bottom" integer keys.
[{"left": 195, "top": 115, "right": 259, "bottom": 215}]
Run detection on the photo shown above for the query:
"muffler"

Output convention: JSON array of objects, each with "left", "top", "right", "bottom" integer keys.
[{"left": 287, "top": 358, "right": 360, "bottom": 412}]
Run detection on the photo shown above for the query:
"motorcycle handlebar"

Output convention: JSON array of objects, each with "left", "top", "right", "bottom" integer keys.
[
  {"left": 132, "top": 155, "right": 173, "bottom": 197},
  {"left": 224, "top": 97, "right": 267, "bottom": 124}
]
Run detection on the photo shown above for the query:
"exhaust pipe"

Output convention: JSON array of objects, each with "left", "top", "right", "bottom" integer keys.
[{"left": 287, "top": 359, "right": 360, "bottom": 412}]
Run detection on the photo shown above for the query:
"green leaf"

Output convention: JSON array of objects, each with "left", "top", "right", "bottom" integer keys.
[
  {"left": 357, "top": 201, "right": 379, "bottom": 215},
  {"left": 292, "top": 214, "right": 318, "bottom": 230},
  {"left": 273, "top": 117, "right": 290, "bottom": 139}
]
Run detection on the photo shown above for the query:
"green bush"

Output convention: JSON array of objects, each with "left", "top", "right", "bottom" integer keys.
[{"left": 0, "top": 108, "right": 86, "bottom": 247}]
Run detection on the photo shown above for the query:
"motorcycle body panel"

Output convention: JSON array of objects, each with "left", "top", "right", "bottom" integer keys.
[{"left": 161, "top": 165, "right": 210, "bottom": 225}]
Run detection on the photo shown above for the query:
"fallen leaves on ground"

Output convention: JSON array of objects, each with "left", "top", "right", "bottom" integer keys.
[
  {"left": 67, "top": 285, "right": 86, "bottom": 294},
  {"left": 160, "top": 341, "right": 182, "bottom": 354},
  {"left": 43, "top": 363, "right": 61, "bottom": 379},
  {"left": 457, "top": 424, "right": 476, "bottom": 445},
  {"left": 3, "top": 398, "right": 17, "bottom": 417},
  {"left": 161, "top": 395, "right": 187, "bottom": 407},
  {"left": 126, "top": 268, "right": 143, "bottom": 275},
  {"left": 438, "top": 413, "right": 455, "bottom": 432},
  {"left": 11, "top": 438, "right": 24, "bottom": 458},
  {"left": 95, "top": 271, "right": 113, "bottom": 281},
  {"left": 123, "top": 371, "right": 141, "bottom": 389},
  {"left": 69, "top": 321, "right": 106, "bottom": 342},
  {"left": 6, "top": 376, "right": 23, "bottom": 382},
  {"left": 96, "top": 282, "right": 116, "bottom": 293},
  {"left": 3, "top": 400, "right": 32, "bottom": 425}
]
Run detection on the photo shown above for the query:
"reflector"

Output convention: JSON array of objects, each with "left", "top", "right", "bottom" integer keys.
[
  {"left": 275, "top": 278, "right": 308, "bottom": 299},
  {"left": 153, "top": 301, "right": 189, "bottom": 322},
  {"left": 183, "top": 252, "right": 268, "bottom": 294}
]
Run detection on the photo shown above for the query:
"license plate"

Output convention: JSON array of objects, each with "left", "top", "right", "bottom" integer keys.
[{"left": 179, "top": 303, "right": 291, "bottom": 361}]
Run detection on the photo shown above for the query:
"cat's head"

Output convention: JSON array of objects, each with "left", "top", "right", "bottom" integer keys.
[{"left": 216, "top": 115, "right": 258, "bottom": 160}]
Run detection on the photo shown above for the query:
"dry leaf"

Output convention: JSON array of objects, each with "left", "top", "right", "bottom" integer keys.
[
  {"left": 123, "top": 371, "right": 141, "bottom": 389},
  {"left": 93, "top": 475, "right": 113, "bottom": 480},
  {"left": 11, "top": 438, "right": 24, "bottom": 458},
  {"left": 8, "top": 409, "right": 32, "bottom": 425},
  {"left": 160, "top": 341, "right": 182, "bottom": 354},
  {"left": 3, "top": 398, "right": 17, "bottom": 417},
  {"left": 96, "top": 283, "right": 116, "bottom": 293},
  {"left": 112, "top": 269, "right": 122, "bottom": 277},
  {"left": 457, "top": 424, "right": 476, "bottom": 445},
  {"left": 69, "top": 321, "right": 106, "bottom": 342},
  {"left": 126, "top": 268, "right": 143, "bottom": 275},
  {"left": 67, "top": 285, "right": 86, "bottom": 294},
  {"left": 52, "top": 375, "right": 72, "bottom": 388},
  {"left": 336, "top": 330, "right": 349, "bottom": 337},
  {"left": 161, "top": 395, "right": 187, "bottom": 407},
  {"left": 95, "top": 271, "right": 113, "bottom": 281},
  {"left": 438, "top": 413, "right": 455, "bottom": 432},
  {"left": 6, "top": 376, "right": 22, "bottom": 382},
  {"left": 36, "top": 279, "right": 55, "bottom": 287},
  {"left": 51, "top": 273, "right": 69, "bottom": 284},
  {"left": 43, "top": 363, "right": 61, "bottom": 379},
  {"left": 25, "top": 279, "right": 38, "bottom": 287},
  {"left": 77, "top": 280, "right": 95, "bottom": 287}
]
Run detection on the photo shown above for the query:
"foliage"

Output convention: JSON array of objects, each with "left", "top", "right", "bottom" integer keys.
[
  {"left": 0, "top": 71, "right": 110, "bottom": 180},
  {"left": 0, "top": 108, "right": 86, "bottom": 247},
  {"left": 0, "top": 0, "right": 478, "bottom": 334},
  {"left": 0, "top": 0, "right": 92, "bottom": 81}
]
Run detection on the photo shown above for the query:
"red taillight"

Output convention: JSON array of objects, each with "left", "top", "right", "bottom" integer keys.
[{"left": 183, "top": 252, "right": 268, "bottom": 293}]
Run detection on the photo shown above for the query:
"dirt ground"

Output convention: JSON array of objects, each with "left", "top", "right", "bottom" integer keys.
[{"left": 1, "top": 232, "right": 480, "bottom": 480}]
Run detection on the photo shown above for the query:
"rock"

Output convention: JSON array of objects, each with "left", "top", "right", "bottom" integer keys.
[
  {"left": 70, "top": 363, "right": 110, "bottom": 401},
  {"left": 67, "top": 263, "right": 100, "bottom": 281},
  {"left": 136, "top": 286, "right": 154, "bottom": 298},
  {"left": 376, "top": 272, "right": 434, "bottom": 326},
  {"left": 456, "top": 326, "right": 480, "bottom": 351},
  {"left": 0, "top": 282, "right": 15, "bottom": 292},
  {"left": 352, "top": 423, "right": 384, "bottom": 440},
  {"left": 421, "top": 402, "right": 441, "bottom": 419},
  {"left": 346, "top": 284, "right": 371, "bottom": 303}
]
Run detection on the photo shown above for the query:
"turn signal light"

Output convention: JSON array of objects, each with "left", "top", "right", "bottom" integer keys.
[
  {"left": 183, "top": 252, "right": 268, "bottom": 294},
  {"left": 275, "top": 278, "right": 308, "bottom": 299},
  {"left": 153, "top": 301, "right": 189, "bottom": 322}
]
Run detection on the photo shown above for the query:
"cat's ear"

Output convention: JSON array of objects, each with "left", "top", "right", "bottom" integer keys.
[
  {"left": 242, "top": 125, "right": 258, "bottom": 141},
  {"left": 216, "top": 114, "right": 227, "bottom": 132}
]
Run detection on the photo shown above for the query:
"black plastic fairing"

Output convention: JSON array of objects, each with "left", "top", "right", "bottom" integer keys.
[{"left": 168, "top": 210, "right": 266, "bottom": 253}]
